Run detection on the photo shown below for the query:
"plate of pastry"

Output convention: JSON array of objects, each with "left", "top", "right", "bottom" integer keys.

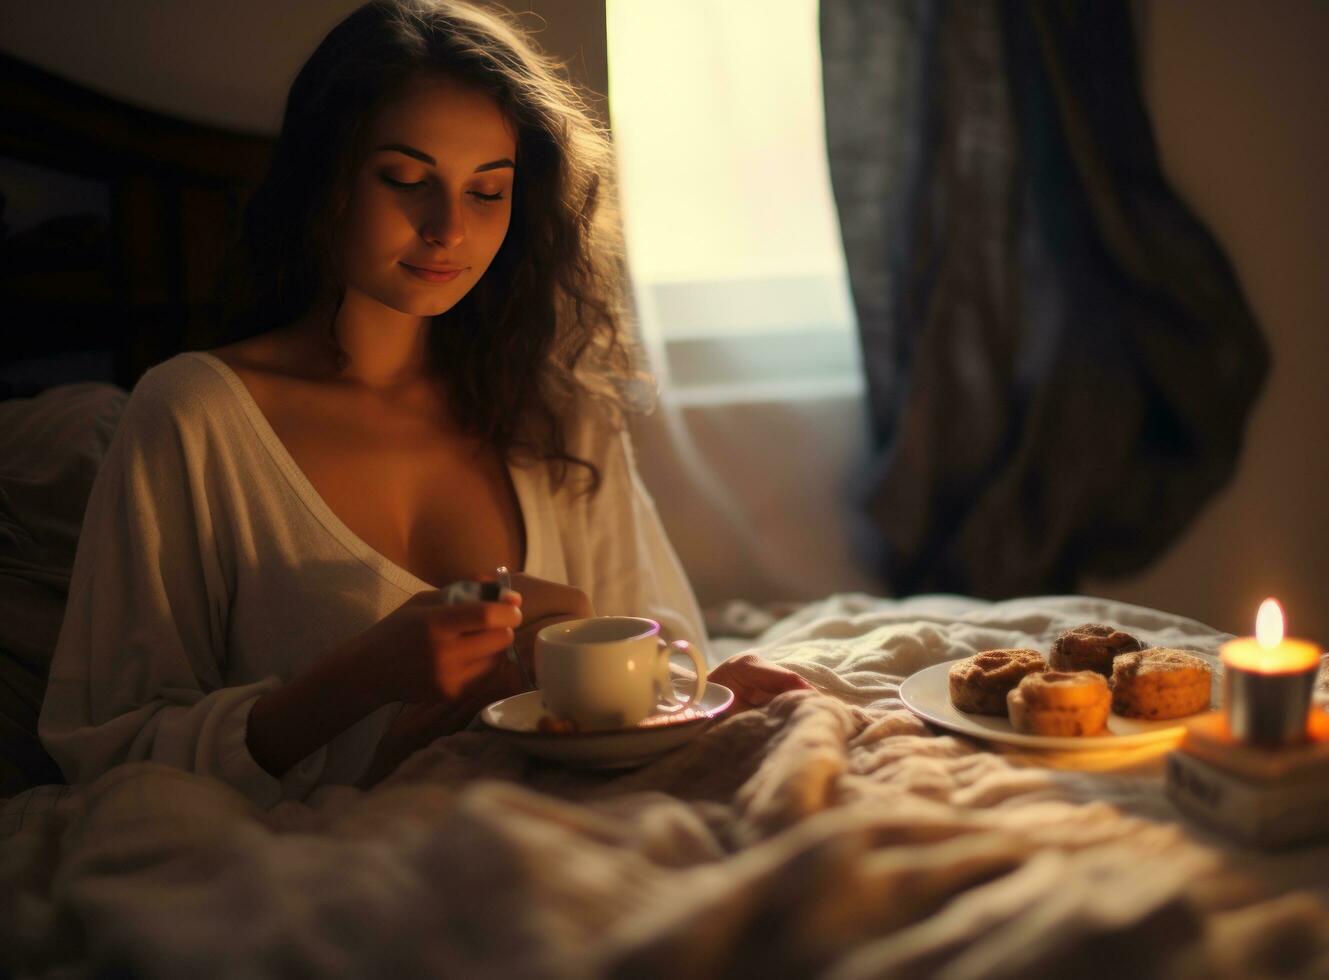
[
  {"left": 479, "top": 682, "right": 736, "bottom": 769},
  {"left": 899, "top": 623, "right": 1222, "bottom": 750}
]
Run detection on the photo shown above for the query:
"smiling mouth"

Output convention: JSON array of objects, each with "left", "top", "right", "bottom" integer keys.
[{"left": 400, "top": 262, "right": 466, "bottom": 283}]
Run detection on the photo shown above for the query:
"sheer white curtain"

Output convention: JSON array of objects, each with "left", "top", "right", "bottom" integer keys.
[{"left": 607, "top": 0, "right": 882, "bottom": 605}]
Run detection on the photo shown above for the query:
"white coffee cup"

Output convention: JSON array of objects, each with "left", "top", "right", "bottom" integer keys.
[{"left": 534, "top": 616, "right": 707, "bottom": 730}]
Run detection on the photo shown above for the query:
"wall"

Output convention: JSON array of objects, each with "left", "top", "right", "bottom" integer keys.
[
  {"left": 1084, "top": 0, "right": 1329, "bottom": 641},
  {"left": 0, "top": 1, "right": 605, "bottom": 135}
]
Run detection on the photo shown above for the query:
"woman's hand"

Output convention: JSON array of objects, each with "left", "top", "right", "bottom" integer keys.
[
  {"left": 352, "top": 590, "right": 523, "bottom": 706},
  {"left": 247, "top": 593, "right": 520, "bottom": 781},
  {"left": 358, "top": 593, "right": 534, "bottom": 781},
  {"left": 707, "top": 652, "right": 813, "bottom": 712},
  {"left": 357, "top": 657, "right": 523, "bottom": 787},
  {"left": 506, "top": 572, "right": 594, "bottom": 675},
  {"left": 359, "top": 696, "right": 476, "bottom": 787},
  {"left": 507, "top": 572, "right": 593, "bottom": 628}
]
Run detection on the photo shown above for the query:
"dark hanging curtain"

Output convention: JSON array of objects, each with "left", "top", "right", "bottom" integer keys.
[{"left": 821, "top": 0, "right": 1268, "bottom": 598}]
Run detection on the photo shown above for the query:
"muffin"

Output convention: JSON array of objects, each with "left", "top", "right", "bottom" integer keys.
[
  {"left": 1049, "top": 623, "right": 1143, "bottom": 677},
  {"left": 1110, "top": 648, "right": 1212, "bottom": 720},
  {"left": 948, "top": 649, "right": 1048, "bottom": 715},
  {"left": 1007, "top": 670, "right": 1111, "bottom": 736}
]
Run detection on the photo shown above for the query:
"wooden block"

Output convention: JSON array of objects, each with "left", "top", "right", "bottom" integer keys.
[
  {"left": 1167, "top": 748, "right": 1329, "bottom": 848},
  {"left": 1168, "top": 708, "right": 1329, "bottom": 848}
]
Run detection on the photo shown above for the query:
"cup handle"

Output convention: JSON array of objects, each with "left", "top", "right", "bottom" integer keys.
[{"left": 657, "top": 638, "right": 707, "bottom": 710}]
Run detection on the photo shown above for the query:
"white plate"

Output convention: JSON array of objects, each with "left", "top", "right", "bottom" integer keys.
[
  {"left": 479, "top": 683, "right": 735, "bottom": 769},
  {"left": 898, "top": 655, "right": 1222, "bottom": 750}
]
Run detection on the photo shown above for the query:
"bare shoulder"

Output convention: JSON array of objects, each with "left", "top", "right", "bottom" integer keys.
[
  {"left": 209, "top": 331, "right": 292, "bottom": 381},
  {"left": 207, "top": 329, "right": 316, "bottom": 412}
]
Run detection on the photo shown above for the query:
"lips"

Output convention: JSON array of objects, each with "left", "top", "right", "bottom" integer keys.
[{"left": 400, "top": 262, "right": 466, "bottom": 283}]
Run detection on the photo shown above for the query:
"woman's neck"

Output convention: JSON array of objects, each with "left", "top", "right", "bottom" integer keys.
[{"left": 293, "top": 293, "right": 435, "bottom": 390}]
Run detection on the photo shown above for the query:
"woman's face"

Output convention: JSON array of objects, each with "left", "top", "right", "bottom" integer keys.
[{"left": 341, "top": 74, "right": 517, "bottom": 319}]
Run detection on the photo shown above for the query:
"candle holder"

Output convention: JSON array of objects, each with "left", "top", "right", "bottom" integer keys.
[
  {"left": 1220, "top": 636, "right": 1321, "bottom": 748},
  {"left": 1223, "top": 657, "right": 1318, "bottom": 746}
]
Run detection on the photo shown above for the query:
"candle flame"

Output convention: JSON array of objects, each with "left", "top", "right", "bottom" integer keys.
[{"left": 1256, "top": 598, "right": 1284, "bottom": 649}]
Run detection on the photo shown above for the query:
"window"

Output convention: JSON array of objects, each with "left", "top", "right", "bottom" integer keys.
[{"left": 606, "top": 0, "right": 862, "bottom": 400}]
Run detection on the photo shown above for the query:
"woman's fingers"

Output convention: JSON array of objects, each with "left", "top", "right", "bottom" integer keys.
[
  {"left": 431, "top": 627, "right": 514, "bottom": 697},
  {"left": 444, "top": 627, "right": 516, "bottom": 661},
  {"left": 749, "top": 666, "right": 812, "bottom": 695},
  {"left": 508, "top": 573, "right": 593, "bottom": 622},
  {"left": 711, "top": 654, "right": 813, "bottom": 709},
  {"left": 428, "top": 600, "right": 522, "bottom": 637}
]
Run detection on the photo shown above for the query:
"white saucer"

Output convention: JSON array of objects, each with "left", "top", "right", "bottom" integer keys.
[
  {"left": 898, "top": 654, "right": 1222, "bottom": 751},
  {"left": 479, "top": 683, "right": 735, "bottom": 769}
]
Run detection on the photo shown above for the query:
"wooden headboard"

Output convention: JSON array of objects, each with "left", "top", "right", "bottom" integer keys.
[{"left": 0, "top": 51, "right": 274, "bottom": 395}]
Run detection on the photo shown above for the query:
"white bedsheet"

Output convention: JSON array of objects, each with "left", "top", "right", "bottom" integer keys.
[{"left": 4, "top": 594, "right": 1328, "bottom": 978}]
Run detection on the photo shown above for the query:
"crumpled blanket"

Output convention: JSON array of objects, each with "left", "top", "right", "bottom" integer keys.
[{"left": 4, "top": 595, "right": 1329, "bottom": 979}]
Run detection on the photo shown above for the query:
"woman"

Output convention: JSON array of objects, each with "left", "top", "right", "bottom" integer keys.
[{"left": 39, "top": 0, "right": 808, "bottom": 806}]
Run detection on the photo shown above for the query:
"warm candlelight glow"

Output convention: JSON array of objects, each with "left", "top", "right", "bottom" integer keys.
[
  {"left": 1256, "top": 598, "right": 1284, "bottom": 649},
  {"left": 1221, "top": 598, "right": 1321, "bottom": 674},
  {"left": 1220, "top": 598, "right": 1323, "bottom": 746}
]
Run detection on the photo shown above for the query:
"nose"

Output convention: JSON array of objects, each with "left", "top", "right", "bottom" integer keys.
[{"left": 421, "top": 195, "right": 465, "bottom": 249}]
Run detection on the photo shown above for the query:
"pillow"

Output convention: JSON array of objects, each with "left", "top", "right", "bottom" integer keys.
[{"left": 0, "top": 381, "right": 127, "bottom": 795}]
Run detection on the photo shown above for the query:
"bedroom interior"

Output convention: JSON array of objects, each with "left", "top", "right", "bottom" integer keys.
[
  {"left": 2, "top": 1, "right": 1328, "bottom": 977},
  {"left": 2, "top": 0, "right": 1326, "bottom": 636}
]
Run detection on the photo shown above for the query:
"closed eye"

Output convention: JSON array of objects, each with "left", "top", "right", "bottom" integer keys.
[
  {"left": 469, "top": 190, "right": 506, "bottom": 202},
  {"left": 382, "top": 176, "right": 424, "bottom": 190}
]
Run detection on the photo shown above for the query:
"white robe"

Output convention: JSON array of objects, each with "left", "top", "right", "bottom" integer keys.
[{"left": 39, "top": 352, "right": 705, "bottom": 807}]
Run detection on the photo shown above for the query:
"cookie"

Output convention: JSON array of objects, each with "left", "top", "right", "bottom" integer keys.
[
  {"left": 948, "top": 649, "right": 1048, "bottom": 715},
  {"left": 1049, "top": 623, "right": 1143, "bottom": 677},
  {"left": 1007, "top": 670, "right": 1111, "bottom": 736},
  {"left": 1110, "top": 648, "right": 1212, "bottom": 720}
]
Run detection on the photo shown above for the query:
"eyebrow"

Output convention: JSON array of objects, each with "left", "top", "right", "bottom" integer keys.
[{"left": 374, "top": 143, "right": 515, "bottom": 172}]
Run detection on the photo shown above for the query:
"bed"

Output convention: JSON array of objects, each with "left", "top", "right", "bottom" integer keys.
[{"left": 3, "top": 51, "right": 1329, "bottom": 980}]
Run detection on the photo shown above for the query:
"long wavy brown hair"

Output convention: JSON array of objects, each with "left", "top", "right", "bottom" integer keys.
[{"left": 220, "top": 0, "right": 640, "bottom": 492}]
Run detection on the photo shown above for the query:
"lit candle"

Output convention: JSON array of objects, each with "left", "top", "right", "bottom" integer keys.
[{"left": 1220, "top": 599, "right": 1322, "bottom": 746}]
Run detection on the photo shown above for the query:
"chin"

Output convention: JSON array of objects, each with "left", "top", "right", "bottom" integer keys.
[
  {"left": 417, "top": 298, "right": 463, "bottom": 317},
  {"left": 383, "top": 290, "right": 465, "bottom": 319}
]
